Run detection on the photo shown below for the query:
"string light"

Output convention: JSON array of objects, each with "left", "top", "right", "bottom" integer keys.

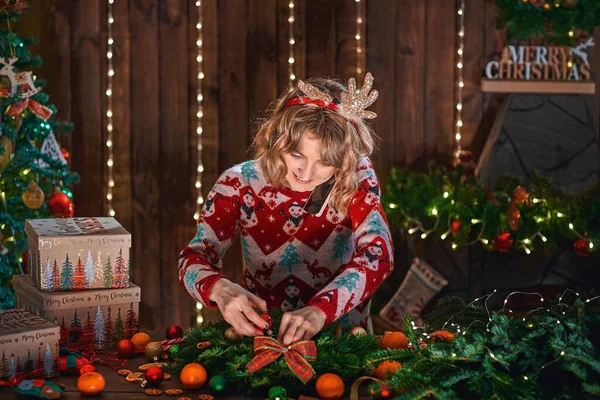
[
  {"left": 288, "top": 1, "right": 296, "bottom": 86},
  {"left": 355, "top": 0, "right": 364, "bottom": 77},
  {"left": 453, "top": 0, "right": 465, "bottom": 164},
  {"left": 194, "top": 0, "right": 205, "bottom": 325},
  {"left": 105, "top": 0, "right": 115, "bottom": 217}
]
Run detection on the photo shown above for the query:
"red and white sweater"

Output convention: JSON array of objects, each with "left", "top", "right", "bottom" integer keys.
[{"left": 178, "top": 157, "right": 393, "bottom": 332}]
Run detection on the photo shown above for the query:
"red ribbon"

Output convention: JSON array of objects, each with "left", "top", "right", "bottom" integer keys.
[
  {"left": 247, "top": 336, "right": 317, "bottom": 383},
  {"left": 6, "top": 98, "right": 53, "bottom": 120}
]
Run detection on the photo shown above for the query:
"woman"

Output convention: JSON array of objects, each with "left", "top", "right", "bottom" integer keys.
[{"left": 178, "top": 73, "right": 393, "bottom": 346}]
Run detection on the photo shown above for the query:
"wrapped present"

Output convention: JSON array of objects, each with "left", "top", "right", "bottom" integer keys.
[
  {"left": 0, "top": 309, "right": 60, "bottom": 379},
  {"left": 13, "top": 275, "right": 140, "bottom": 350},
  {"left": 25, "top": 217, "right": 131, "bottom": 291}
]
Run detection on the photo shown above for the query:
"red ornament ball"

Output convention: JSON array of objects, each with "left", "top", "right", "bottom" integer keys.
[
  {"left": 48, "top": 191, "right": 74, "bottom": 218},
  {"left": 116, "top": 339, "right": 136, "bottom": 358},
  {"left": 144, "top": 366, "right": 165, "bottom": 386},
  {"left": 574, "top": 238, "right": 591, "bottom": 257},
  {"left": 61, "top": 147, "right": 70, "bottom": 163},
  {"left": 451, "top": 220, "right": 461, "bottom": 234},
  {"left": 165, "top": 325, "right": 184, "bottom": 340},
  {"left": 493, "top": 232, "right": 513, "bottom": 252},
  {"left": 260, "top": 313, "right": 273, "bottom": 329}
]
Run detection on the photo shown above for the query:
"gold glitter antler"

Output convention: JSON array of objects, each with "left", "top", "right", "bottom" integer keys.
[
  {"left": 297, "top": 80, "right": 333, "bottom": 103},
  {"left": 340, "top": 72, "right": 378, "bottom": 120}
]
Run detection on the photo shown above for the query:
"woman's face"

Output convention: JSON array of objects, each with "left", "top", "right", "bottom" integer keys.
[{"left": 283, "top": 134, "right": 336, "bottom": 192}]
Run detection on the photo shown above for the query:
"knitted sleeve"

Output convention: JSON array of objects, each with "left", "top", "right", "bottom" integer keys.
[
  {"left": 178, "top": 168, "right": 243, "bottom": 308},
  {"left": 307, "top": 159, "right": 394, "bottom": 323}
]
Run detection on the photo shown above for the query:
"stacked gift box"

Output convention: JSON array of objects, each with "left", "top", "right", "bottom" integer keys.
[
  {"left": 13, "top": 217, "right": 141, "bottom": 352},
  {"left": 0, "top": 309, "right": 61, "bottom": 379}
]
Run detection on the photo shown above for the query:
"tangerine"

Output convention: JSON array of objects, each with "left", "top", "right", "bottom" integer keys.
[
  {"left": 180, "top": 362, "right": 207, "bottom": 389},
  {"left": 375, "top": 360, "right": 402, "bottom": 380},
  {"left": 315, "top": 373, "right": 345, "bottom": 400},
  {"left": 77, "top": 371, "right": 106, "bottom": 396},
  {"left": 131, "top": 332, "right": 152, "bottom": 352},
  {"left": 380, "top": 331, "right": 409, "bottom": 350}
]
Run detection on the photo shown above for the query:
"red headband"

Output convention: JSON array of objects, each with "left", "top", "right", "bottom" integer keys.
[{"left": 284, "top": 97, "right": 358, "bottom": 128}]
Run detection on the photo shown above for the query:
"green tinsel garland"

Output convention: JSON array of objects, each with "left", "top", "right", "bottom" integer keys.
[
  {"left": 495, "top": 0, "right": 600, "bottom": 45},
  {"left": 381, "top": 162, "right": 600, "bottom": 255},
  {"left": 168, "top": 294, "right": 600, "bottom": 399}
]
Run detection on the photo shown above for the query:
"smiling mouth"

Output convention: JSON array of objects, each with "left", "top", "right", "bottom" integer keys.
[{"left": 294, "top": 173, "right": 311, "bottom": 184}]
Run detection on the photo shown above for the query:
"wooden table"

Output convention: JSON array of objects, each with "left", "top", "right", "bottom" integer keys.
[{"left": 1, "top": 356, "right": 251, "bottom": 400}]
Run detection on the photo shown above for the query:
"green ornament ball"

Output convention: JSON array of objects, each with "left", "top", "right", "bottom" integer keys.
[
  {"left": 209, "top": 375, "right": 228, "bottom": 393},
  {"left": 168, "top": 344, "right": 180, "bottom": 358},
  {"left": 268, "top": 386, "right": 287, "bottom": 400}
]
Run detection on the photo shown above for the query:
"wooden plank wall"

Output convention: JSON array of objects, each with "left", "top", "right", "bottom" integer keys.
[{"left": 16, "top": 0, "right": 600, "bottom": 332}]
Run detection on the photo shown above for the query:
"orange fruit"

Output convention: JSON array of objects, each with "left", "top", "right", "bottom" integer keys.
[
  {"left": 430, "top": 330, "right": 455, "bottom": 342},
  {"left": 380, "top": 331, "right": 409, "bottom": 350},
  {"left": 375, "top": 360, "right": 402, "bottom": 380},
  {"left": 179, "top": 362, "right": 207, "bottom": 389},
  {"left": 315, "top": 373, "right": 345, "bottom": 400},
  {"left": 131, "top": 332, "right": 152, "bottom": 352},
  {"left": 77, "top": 371, "right": 106, "bottom": 396}
]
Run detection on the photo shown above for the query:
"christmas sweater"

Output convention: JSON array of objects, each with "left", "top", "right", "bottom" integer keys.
[{"left": 178, "top": 157, "right": 394, "bottom": 332}]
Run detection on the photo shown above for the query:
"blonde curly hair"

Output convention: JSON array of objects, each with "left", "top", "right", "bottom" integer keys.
[{"left": 250, "top": 76, "right": 377, "bottom": 214}]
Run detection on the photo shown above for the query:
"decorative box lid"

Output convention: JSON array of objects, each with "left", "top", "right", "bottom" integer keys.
[
  {"left": 25, "top": 217, "right": 131, "bottom": 251},
  {"left": 13, "top": 275, "right": 141, "bottom": 311},
  {"left": 0, "top": 309, "right": 59, "bottom": 337}
]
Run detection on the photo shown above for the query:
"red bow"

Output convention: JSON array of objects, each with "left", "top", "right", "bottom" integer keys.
[
  {"left": 247, "top": 336, "right": 317, "bottom": 383},
  {"left": 6, "top": 98, "right": 53, "bottom": 120}
]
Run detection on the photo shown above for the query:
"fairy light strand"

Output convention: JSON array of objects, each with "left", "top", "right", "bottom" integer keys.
[
  {"left": 454, "top": 0, "right": 465, "bottom": 164},
  {"left": 355, "top": 0, "right": 363, "bottom": 77},
  {"left": 106, "top": 0, "right": 115, "bottom": 217},
  {"left": 194, "top": 0, "right": 204, "bottom": 325},
  {"left": 288, "top": 1, "right": 296, "bottom": 86}
]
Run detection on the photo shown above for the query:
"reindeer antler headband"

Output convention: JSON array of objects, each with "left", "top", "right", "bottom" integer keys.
[{"left": 285, "top": 73, "right": 378, "bottom": 124}]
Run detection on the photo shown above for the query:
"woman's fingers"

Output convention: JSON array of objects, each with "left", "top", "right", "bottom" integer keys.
[
  {"left": 277, "top": 313, "right": 292, "bottom": 343},
  {"left": 282, "top": 318, "right": 302, "bottom": 346},
  {"left": 248, "top": 293, "right": 268, "bottom": 314},
  {"left": 240, "top": 303, "right": 269, "bottom": 334}
]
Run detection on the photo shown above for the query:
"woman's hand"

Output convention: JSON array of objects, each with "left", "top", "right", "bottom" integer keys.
[
  {"left": 209, "top": 278, "right": 269, "bottom": 336},
  {"left": 277, "top": 306, "right": 327, "bottom": 346}
]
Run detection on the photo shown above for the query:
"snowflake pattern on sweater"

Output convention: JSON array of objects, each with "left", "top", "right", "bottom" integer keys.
[{"left": 178, "top": 158, "right": 393, "bottom": 332}]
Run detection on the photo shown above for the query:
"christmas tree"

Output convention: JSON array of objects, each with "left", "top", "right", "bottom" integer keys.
[
  {"left": 51, "top": 259, "right": 60, "bottom": 289},
  {"left": 82, "top": 311, "right": 95, "bottom": 350},
  {"left": 60, "top": 254, "right": 73, "bottom": 290},
  {"left": 114, "top": 307, "right": 124, "bottom": 342},
  {"left": 43, "top": 344, "right": 53, "bottom": 377},
  {"left": 93, "top": 250, "right": 104, "bottom": 288},
  {"left": 103, "top": 255, "right": 112, "bottom": 288},
  {"left": 72, "top": 256, "right": 85, "bottom": 290},
  {"left": 24, "top": 349, "right": 33, "bottom": 373},
  {"left": 84, "top": 250, "right": 94, "bottom": 287},
  {"left": 280, "top": 243, "right": 301, "bottom": 274},
  {"left": 103, "top": 306, "right": 115, "bottom": 349},
  {"left": 0, "top": 1, "right": 78, "bottom": 309},
  {"left": 125, "top": 303, "right": 138, "bottom": 339},
  {"left": 113, "top": 249, "right": 127, "bottom": 288},
  {"left": 94, "top": 305, "right": 105, "bottom": 348}
]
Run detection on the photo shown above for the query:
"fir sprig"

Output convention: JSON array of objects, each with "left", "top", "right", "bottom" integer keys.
[{"left": 495, "top": 0, "right": 600, "bottom": 45}]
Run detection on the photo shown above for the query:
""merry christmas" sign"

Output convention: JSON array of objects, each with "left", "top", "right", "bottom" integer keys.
[{"left": 485, "top": 38, "right": 594, "bottom": 81}]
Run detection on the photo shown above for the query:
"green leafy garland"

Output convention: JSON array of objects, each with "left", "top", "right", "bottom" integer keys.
[
  {"left": 367, "top": 296, "right": 600, "bottom": 400},
  {"left": 495, "top": 0, "right": 600, "bottom": 45},
  {"left": 381, "top": 162, "right": 600, "bottom": 255},
  {"left": 167, "top": 310, "right": 380, "bottom": 397},
  {"left": 169, "top": 296, "right": 600, "bottom": 399}
]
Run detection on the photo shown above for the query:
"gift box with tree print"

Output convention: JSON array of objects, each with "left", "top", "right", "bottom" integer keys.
[
  {"left": 0, "top": 309, "right": 60, "bottom": 379},
  {"left": 13, "top": 274, "right": 140, "bottom": 350},
  {"left": 25, "top": 217, "right": 131, "bottom": 291}
]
